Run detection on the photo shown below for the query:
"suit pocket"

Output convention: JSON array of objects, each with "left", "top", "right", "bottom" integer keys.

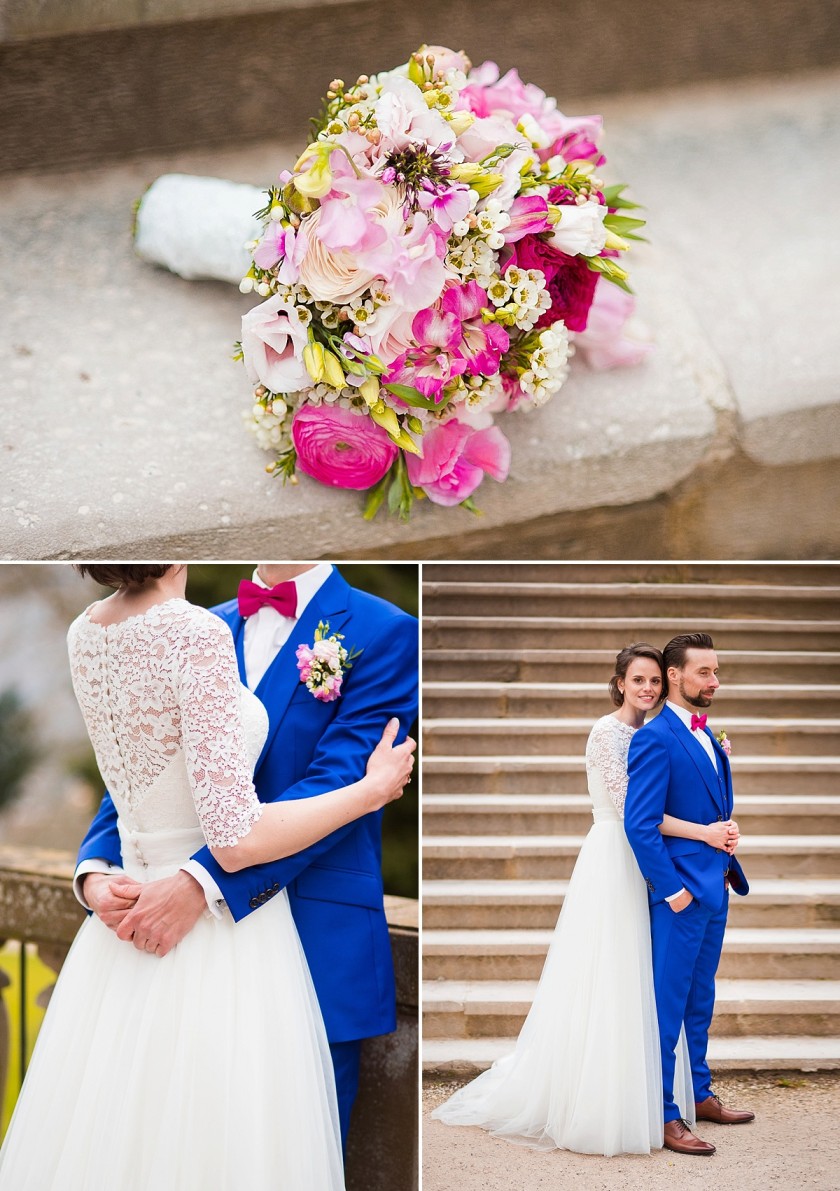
[
  {"left": 665, "top": 839, "right": 703, "bottom": 858},
  {"left": 294, "top": 863, "right": 383, "bottom": 910}
]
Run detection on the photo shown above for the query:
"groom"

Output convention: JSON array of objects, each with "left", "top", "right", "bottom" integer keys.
[
  {"left": 74, "top": 562, "right": 418, "bottom": 1153},
  {"left": 624, "top": 632, "right": 753, "bottom": 1157}
]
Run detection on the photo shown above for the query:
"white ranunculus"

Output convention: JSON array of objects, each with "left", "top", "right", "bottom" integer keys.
[{"left": 547, "top": 200, "right": 608, "bottom": 257}]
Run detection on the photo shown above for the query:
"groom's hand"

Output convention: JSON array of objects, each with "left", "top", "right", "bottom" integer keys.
[
  {"left": 115, "top": 871, "right": 206, "bottom": 957},
  {"left": 668, "top": 889, "right": 694, "bottom": 913},
  {"left": 82, "top": 872, "right": 142, "bottom": 930}
]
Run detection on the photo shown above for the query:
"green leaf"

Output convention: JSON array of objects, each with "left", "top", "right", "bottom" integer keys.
[
  {"left": 601, "top": 183, "right": 641, "bottom": 211},
  {"left": 604, "top": 214, "right": 647, "bottom": 235},
  {"left": 382, "top": 382, "right": 441, "bottom": 411},
  {"left": 460, "top": 496, "right": 483, "bottom": 516},
  {"left": 587, "top": 256, "right": 634, "bottom": 295},
  {"left": 363, "top": 471, "right": 391, "bottom": 521}
]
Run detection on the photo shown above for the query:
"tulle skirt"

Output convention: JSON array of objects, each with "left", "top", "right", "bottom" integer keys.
[
  {"left": 433, "top": 819, "right": 692, "bottom": 1156},
  {"left": 0, "top": 841, "right": 344, "bottom": 1190}
]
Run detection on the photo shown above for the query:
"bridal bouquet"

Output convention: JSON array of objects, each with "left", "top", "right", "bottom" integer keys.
[{"left": 237, "top": 46, "right": 647, "bottom": 518}]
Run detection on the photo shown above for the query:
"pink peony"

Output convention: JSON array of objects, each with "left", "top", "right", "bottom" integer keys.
[
  {"left": 506, "top": 235, "right": 598, "bottom": 332},
  {"left": 241, "top": 294, "right": 310, "bottom": 393},
  {"left": 407, "top": 419, "right": 510, "bottom": 506},
  {"left": 574, "top": 279, "right": 653, "bottom": 371},
  {"left": 291, "top": 405, "right": 398, "bottom": 489}
]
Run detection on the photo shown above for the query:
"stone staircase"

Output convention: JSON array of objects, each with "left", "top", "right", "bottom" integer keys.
[{"left": 422, "top": 563, "right": 840, "bottom": 1075}]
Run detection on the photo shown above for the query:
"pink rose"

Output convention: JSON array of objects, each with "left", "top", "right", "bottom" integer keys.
[
  {"left": 574, "top": 280, "right": 653, "bottom": 371},
  {"left": 291, "top": 405, "right": 398, "bottom": 490},
  {"left": 241, "top": 295, "right": 309, "bottom": 393},
  {"left": 407, "top": 419, "right": 510, "bottom": 506}
]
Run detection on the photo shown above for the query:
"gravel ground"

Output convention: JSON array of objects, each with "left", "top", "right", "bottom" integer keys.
[{"left": 423, "top": 1073, "right": 840, "bottom": 1190}]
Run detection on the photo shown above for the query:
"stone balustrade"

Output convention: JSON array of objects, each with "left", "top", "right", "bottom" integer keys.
[{"left": 0, "top": 846, "right": 418, "bottom": 1191}]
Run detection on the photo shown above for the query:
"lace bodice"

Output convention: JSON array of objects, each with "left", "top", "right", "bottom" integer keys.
[
  {"left": 67, "top": 598, "right": 268, "bottom": 848},
  {"left": 584, "top": 714, "right": 637, "bottom": 819}
]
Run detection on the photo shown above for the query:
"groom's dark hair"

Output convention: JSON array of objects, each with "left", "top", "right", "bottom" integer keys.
[{"left": 663, "top": 632, "right": 716, "bottom": 674}]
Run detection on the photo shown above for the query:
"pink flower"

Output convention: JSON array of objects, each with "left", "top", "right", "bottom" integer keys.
[
  {"left": 313, "top": 673, "right": 342, "bottom": 702},
  {"left": 506, "top": 236, "right": 598, "bottom": 332},
  {"left": 416, "top": 182, "right": 472, "bottom": 232},
  {"left": 407, "top": 419, "right": 510, "bottom": 506},
  {"left": 314, "top": 156, "right": 390, "bottom": 254},
  {"left": 574, "top": 280, "right": 653, "bottom": 370},
  {"left": 502, "top": 195, "right": 550, "bottom": 243},
  {"left": 291, "top": 405, "right": 397, "bottom": 490},
  {"left": 241, "top": 295, "right": 310, "bottom": 393}
]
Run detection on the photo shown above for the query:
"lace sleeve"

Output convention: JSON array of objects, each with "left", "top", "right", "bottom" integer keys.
[
  {"left": 585, "top": 718, "right": 631, "bottom": 817},
  {"left": 178, "top": 613, "right": 264, "bottom": 848}
]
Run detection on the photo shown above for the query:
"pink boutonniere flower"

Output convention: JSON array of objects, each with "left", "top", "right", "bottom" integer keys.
[
  {"left": 296, "top": 620, "right": 362, "bottom": 702},
  {"left": 716, "top": 729, "right": 732, "bottom": 756}
]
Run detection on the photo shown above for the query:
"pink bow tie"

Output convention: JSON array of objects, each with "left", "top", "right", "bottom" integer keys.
[
  {"left": 238, "top": 579, "right": 297, "bottom": 619},
  {"left": 690, "top": 713, "right": 708, "bottom": 732}
]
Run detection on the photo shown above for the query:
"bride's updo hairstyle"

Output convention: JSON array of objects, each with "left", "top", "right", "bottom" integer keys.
[
  {"left": 75, "top": 564, "right": 171, "bottom": 589},
  {"left": 608, "top": 642, "right": 667, "bottom": 707}
]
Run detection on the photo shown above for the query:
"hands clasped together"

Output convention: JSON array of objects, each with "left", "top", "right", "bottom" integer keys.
[{"left": 83, "top": 717, "right": 415, "bottom": 959}]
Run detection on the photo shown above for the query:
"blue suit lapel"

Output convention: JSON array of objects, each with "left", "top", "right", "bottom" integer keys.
[
  {"left": 706, "top": 729, "right": 733, "bottom": 817},
  {"left": 662, "top": 706, "right": 726, "bottom": 816},
  {"left": 252, "top": 569, "right": 353, "bottom": 773}
]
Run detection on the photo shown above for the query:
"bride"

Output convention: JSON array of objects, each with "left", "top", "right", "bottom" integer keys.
[
  {"left": 432, "top": 642, "right": 738, "bottom": 1156},
  {"left": 0, "top": 564, "right": 415, "bottom": 1190}
]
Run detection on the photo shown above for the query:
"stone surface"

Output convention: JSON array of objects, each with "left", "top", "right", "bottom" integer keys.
[{"left": 1, "top": 72, "right": 839, "bottom": 558}]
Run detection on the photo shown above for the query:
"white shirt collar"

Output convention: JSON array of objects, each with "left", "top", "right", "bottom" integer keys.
[{"left": 251, "top": 563, "right": 333, "bottom": 619}]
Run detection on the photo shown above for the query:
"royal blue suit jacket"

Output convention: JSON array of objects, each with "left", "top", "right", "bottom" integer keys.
[
  {"left": 76, "top": 568, "right": 419, "bottom": 1043},
  {"left": 624, "top": 705, "right": 748, "bottom": 911}
]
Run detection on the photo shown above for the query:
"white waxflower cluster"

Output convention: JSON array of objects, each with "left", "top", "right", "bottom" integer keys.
[
  {"left": 488, "top": 266, "right": 552, "bottom": 331},
  {"left": 519, "top": 321, "right": 572, "bottom": 406},
  {"left": 243, "top": 398, "right": 290, "bottom": 450}
]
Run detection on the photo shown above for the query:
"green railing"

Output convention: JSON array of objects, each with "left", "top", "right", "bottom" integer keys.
[{"left": 0, "top": 846, "right": 418, "bottom": 1190}]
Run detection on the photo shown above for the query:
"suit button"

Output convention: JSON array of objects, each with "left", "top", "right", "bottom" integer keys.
[
  {"left": 270, "top": 883, "right": 280, "bottom": 893},
  {"left": 249, "top": 897, "right": 259, "bottom": 909}
]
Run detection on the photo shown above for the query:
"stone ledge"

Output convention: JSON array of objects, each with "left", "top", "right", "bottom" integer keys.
[{"left": 1, "top": 71, "right": 839, "bottom": 560}]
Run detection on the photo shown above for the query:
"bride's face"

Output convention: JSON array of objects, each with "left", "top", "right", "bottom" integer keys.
[{"left": 619, "top": 658, "right": 663, "bottom": 712}]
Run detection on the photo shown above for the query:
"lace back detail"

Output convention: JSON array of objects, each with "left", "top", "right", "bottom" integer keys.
[
  {"left": 585, "top": 715, "right": 636, "bottom": 818},
  {"left": 68, "top": 600, "right": 266, "bottom": 847}
]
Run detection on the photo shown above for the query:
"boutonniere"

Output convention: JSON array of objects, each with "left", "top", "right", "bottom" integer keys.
[
  {"left": 716, "top": 729, "right": 732, "bottom": 756},
  {"left": 296, "top": 620, "right": 362, "bottom": 703}
]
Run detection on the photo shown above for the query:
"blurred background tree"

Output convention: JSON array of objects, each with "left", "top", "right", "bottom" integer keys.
[
  {"left": 79, "top": 564, "right": 419, "bottom": 898},
  {"left": 0, "top": 690, "right": 38, "bottom": 815}
]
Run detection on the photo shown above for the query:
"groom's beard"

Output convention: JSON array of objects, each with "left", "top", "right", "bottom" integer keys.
[{"left": 678, "top": 677, "right": 715, "bottom": 709}]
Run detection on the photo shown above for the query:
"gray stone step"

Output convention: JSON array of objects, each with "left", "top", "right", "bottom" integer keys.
[
  {"left": 422, "top": 978, "right": 840, "bottom": 1039},
  {"left": 422, "top": 835, "right": 840, "bottom": 881},
  {"left": 422, "top": 1035, "right": 840, "bottom": 1076},
  {"left": 423, "top": 793, "right": 840, "bottom": 837},
  {"left": 423, "top": 616, "right": 840, "bottom": 652},
  {"left": 423, "top": 682, "right": 840, "bottom": 720},
  {"left": 423, "top": 717, "right": 840, "bottom": 757},
  {"left": 3, "top": 73, "right": 840, "bottom": 558},
  {"left": 423, "top": 648, "right": 840, "bottom": 684},
  {"left": 422, "top": 927, "right": 840, "bottom": 982},
  {"left": 423, "top": 580, "right": 840, "bottom": 621},
  {"left": 421, "top": 879, "right": 840, "bottom": 930},
  {"left": 422, "top": 563, "right": 840, "bottom": 587},
  {"left": 423, "top": 754, "right": 840, "bottom": 796}
]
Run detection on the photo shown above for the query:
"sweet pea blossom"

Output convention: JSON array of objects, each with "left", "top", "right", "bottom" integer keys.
[
  {"left": 407, "top": 419, "right": 511, "bottom": 506},
  {"left": 241, "top": 295, "right": 310, "bottom": 393},
  {"left": 291, "top": 404, "right": 397, "bottom": 488},
  {"left": 502, "top": 195, "right": 551, "bottom": 243}
]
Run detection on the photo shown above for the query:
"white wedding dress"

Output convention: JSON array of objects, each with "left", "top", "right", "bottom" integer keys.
[
  {"left": 0, "top": 598, "right": 344, "bottom": 1190},
  {"left": 432, "top": 714, "right": 693, "bottom": 1156}
]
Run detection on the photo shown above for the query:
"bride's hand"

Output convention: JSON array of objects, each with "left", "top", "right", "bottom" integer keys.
[
  {"left": 704, "top": 820, "right": 739, "bottom": 852},
  {"left": 365, "top": 718, "right": 416, "bottom": 810}
]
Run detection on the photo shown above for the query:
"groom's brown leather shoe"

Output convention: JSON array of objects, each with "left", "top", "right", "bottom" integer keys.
[
  {"left": 695, "top": 1094, "right": 755, "bottom": 1124},
  {"left": 663, "top": 1119, "right": 716, "bottom": 1155}
]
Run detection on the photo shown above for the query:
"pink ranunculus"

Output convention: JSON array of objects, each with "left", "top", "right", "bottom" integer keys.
[
  {"left": 406, "top": 419, "right": 510, "bottom": 506},
  {"left": 574, "top": 279, "right": 654, "bottom": 371},
  {"left": 291, "top": 405, "right": 398, "bottom": 490},
  {"left": 506, "top": 235, "right": 598, "bottom": 332},
  {"left": 241, "top": 294, "right": 310, "bottom": 393}
]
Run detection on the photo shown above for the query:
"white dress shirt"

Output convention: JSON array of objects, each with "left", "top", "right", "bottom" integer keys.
[{"left": 73, "top": 564, "right": 333, "bottom": 914}]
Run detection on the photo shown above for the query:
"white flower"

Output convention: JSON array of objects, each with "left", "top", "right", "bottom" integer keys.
[
  {"left": 517, "top": 112, "right": 552, "bottom": 149},
  {"left": 548, "top": 200, "right": 608, "bottom": 257}
]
